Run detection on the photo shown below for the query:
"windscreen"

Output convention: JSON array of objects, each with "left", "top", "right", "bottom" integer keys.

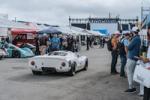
[{"left": 50, "top": 51, "right": 68, "bottom": 56}]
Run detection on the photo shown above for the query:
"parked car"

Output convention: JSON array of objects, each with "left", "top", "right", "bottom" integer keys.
[
  {"left": 0, "top": 49, "right": 7, "bottom": 59},
  {"left": 20, "top": 43, "right": 36, "bottom": 53},
  {"left": 6, "top": 43, "right": 34, "bottom": 58},
  {"left": 29, "top": 51, "right": 88, "bottom": 76}
]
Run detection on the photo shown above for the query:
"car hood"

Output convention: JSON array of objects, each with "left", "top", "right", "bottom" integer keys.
[
  {"left": 21, "top": 48, "right": 34, "bottom": 57},
  {"left": 32, "top": 54, "right": 68, "bottom": 60}
]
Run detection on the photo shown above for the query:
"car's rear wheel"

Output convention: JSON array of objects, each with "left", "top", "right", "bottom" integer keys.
[
  {"left": 0, "top": 56, "right": 2, "bottom": 60},
  {"left": 68, "top": 62, "right": 76, "bottom": 76},
  {"left": 16, "top": 51, "right": 21, "bottom": 58},
  {"left": 83, "top": 59, "right": 88, "bottom": 71},
  {"left": 32, "top": 70, "right": 42, "bottom": 75},
  {"left": 13, "top": 50, "right": 21, "bottom": 58}
]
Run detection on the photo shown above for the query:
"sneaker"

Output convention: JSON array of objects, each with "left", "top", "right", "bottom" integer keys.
[
  {"left": 111, "top": 72, "right": 119, "bottom": 75},
  {"left": 114, "top": 72, "right": 119, "bottom": 74},
  {"left": 138, "top": 93, "right": 143, "bottom": 97},
  {"left": 120, "top": 75, "right": 127, "bottom": 78},
  {"left": 124, "top": 88, "right": 136, "bottom": 93}
]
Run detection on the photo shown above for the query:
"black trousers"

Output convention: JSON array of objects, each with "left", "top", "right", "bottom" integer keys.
[
  {"left": 111, "top": 50, "right": 118, "bottom": 73},
  {"left": 120, "top": 55, "right": 127, "bottom": 76},
  {"left": 144, "top": 87, "right": 150, "bottom": 100},
  {"left": 87, "top": 44, "right": 89, "bottom": 50}
]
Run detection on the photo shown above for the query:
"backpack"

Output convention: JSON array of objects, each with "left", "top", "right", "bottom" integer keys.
[
  {"left": 107, "top": 38, "right": 113, "bottom": 51},
  {"left": 118, "top": 39, "right": 126, "bottom": 55}
]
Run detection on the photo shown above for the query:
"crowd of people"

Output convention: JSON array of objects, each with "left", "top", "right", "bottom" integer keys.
[
  {"left": 34, "top": 33, "right": 103, "bottom": 55},
  {"left": 108, "top": 26, "right": 150, "bottom": 100},
  {"left": 34, "top": 34, "right": 81, "bottom": 55}
]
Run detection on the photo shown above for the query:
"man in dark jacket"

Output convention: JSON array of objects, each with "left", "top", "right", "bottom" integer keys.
[{"left": 86, "top": 36, "right": 90, "bottom": 50}]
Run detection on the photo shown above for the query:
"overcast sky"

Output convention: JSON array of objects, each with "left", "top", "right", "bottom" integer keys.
[{"left": 0, "top": 0, "right": 149, "bottom": 25}]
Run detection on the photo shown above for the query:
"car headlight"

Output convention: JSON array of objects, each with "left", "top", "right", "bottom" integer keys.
[{"left": 31, "top": 61, "right": 35, "bottom": 66}]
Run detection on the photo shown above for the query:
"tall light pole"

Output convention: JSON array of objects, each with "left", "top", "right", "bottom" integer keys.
[{"left": 15, "top": 17, "right": 17, "bottom": 22}]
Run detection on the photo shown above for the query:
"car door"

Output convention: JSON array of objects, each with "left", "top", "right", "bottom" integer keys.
[
  {"left": 71, "top": 54, "right": 81, "bottom": 71},
  {"left": 75, "top": 54, "right": 84, "bottom": 70},
  {"left": 78, "top": 56, "right": 85, "bottom": 69}
]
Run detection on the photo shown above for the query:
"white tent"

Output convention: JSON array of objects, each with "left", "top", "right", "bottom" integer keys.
[
  {"left": 82, "top": 29, "right": 101, "bottom": 36},
  {"left": 54, "top": 26, "right": 73, "bottom": 35},
  {"left": 55, "top": 26, "right": 88, "bottom": 36},
  {"left": 69, "top": 26, "right": 89, "bottom": 35},
  {"left": 0, "top": 18, "right": 33, "bottom": 29},
  {"left": 31, "top": 23, "right": 49, "bottom": 31}
]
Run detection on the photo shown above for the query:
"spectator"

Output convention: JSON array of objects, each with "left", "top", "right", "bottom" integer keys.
[
  {"left": 6, "top": 36, "right": 10, "bottom": 43},
  {"left": 99, "top": 37, "right": 103, "bottom": 48},
  {"left": 35, "top": 36, "right": 40, "bottom": 55},
  {"left": 39, "top": 34, "right": 48, "bottom": 55},
  {"left": 118, "top": 33, "right": 130, "bottom": 77},
  {"left": 67, "top": 35, "right": 73, "bottom": 51},
  {"left": 51, "top": 34, "right": 60, "bottom": 51},
  {"left": 86, "top": 36, "right": 90, "bottom": 50},
  {"left": 102, "top": 38, "right": 105, "bottom": 48},
  {"left": 46, "top": 35, "right": 52, "bottom": 53},
  {"left": 125, "top": 27, "right": 141, "bottom": 93},
  {"left": 59, "top": 34, "right": 64, "bottom": 50},
  {"left": 111, "top": 31, "right": 120, "bottom": 74},
  {"left": 62, "top": 35, "right": 68, "bottom": 50},
  {"left": 138, "top": 26, "right": 150, "bottom": 100}
]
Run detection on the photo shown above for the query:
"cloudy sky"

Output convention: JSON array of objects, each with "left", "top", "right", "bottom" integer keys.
[{"left": 0, "top": 0, "right": 149, "bottom": 25}]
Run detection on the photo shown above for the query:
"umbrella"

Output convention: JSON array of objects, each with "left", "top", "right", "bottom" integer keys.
[{"left": 38, "top": 26, "right": 62, "bottom": 34}]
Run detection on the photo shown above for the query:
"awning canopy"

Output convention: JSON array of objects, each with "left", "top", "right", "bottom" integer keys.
[
  {"left": 11, "top": 28, "right": 37, "bottom": 35},
  {"left": 38, "top": 26, "right": 62, "bottom": 34}
]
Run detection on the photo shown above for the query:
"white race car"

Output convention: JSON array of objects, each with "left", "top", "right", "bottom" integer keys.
[{"left": 29, "top": 51, "right": 88, "bottom": 76}]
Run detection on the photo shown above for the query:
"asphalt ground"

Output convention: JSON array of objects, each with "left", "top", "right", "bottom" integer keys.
[{"left": 0, "top": 46, "right": 142, "bottom": 100}]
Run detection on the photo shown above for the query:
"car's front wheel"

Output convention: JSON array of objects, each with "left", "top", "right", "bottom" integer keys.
[
  {"left": 32, "top": 70, "right": 42, "bottom": 75},
  {"left": 68, "top": 62, "right": 76, "bottom": 76}
]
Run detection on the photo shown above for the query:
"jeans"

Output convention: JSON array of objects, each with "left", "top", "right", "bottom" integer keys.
[
  {"left": 120, "top": 55, "right": 127, "bottom": 76},
  {"left": 139, "top": 84, "right": 144, "bottom": 95},
  {"left": 126, "top": 59, "right": 137, "bottom": 89},
  {"left": 144, "top": 87, "right": 150, "bottom": 100},
  {"left": 111, "top": 50, "right": 118, "bottom": 73}
]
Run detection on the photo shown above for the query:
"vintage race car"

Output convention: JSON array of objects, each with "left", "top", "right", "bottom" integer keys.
[
  {"left": 6, "top": 44, "right": 34, "bottom": 58},
  {"left": 29, "top": 51, "right": 88, "bottom": 76},
  {"left": 20, "top": 43, "right": 36, "bottom": 54}
]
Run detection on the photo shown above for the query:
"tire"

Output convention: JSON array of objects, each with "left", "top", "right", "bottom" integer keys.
[
  {"left": 16, "top": 51, "right": 21, "bottom": 58},
  {"left": 32, "top": 70, "right": 42, "bottom": 75},
  {"left": 13, "top": 50, "right": 21, "bottom": 58},
  {"left": 83, "top": 59, "right": 88, "bottom": 71},
  {"left": 68, "top": 62, "right": 76, "bottom": 76},
  {"left": 0, "top": 56, "right": 2, "bottom": 60}
]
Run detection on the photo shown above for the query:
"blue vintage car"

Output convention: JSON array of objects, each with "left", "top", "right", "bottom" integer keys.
[
  {"left": 6, "top": 44, "right": 34, "bottom": 58},
  {"left": 20, "top": 43, "right": 36, "bottom": 54}
]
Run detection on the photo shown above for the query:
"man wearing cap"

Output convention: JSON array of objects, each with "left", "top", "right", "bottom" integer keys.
[
  {"left": 125, "top": 27, "right": 141, "bottom": 93},
  {"left": 111, "top": 31, "right": 120, "bottom": 74}
]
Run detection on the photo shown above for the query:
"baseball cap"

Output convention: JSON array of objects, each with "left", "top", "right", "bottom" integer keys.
[
  {"left": 122, "top": 31, "right": 130, "bottom": 36},
  {"left": 113, "top": 31, "right": 121, "bottom": 35},
  {"left": 131, "top": 27, "right": 139, "bottom": 33}
]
